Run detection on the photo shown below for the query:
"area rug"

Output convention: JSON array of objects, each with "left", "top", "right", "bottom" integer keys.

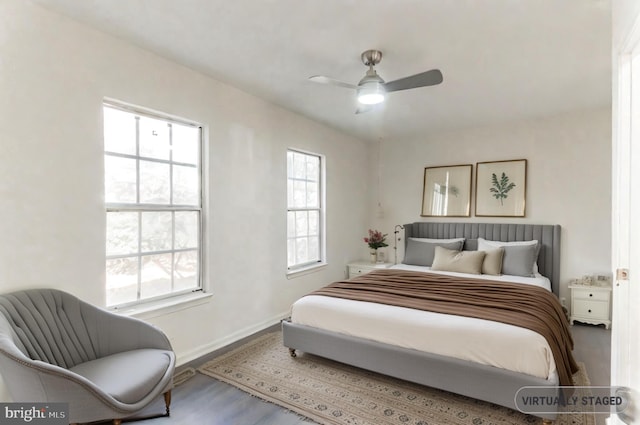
[{"left": 198, "top": 332, "right": 595, "bottom": 425}]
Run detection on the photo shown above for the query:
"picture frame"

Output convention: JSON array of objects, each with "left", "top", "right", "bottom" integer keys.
[
  {"left": 475, "top": 159, "right": 527, "bottom": 217},
  {"left": 421, "top": 164, "right": 472, "bottom": 217}
]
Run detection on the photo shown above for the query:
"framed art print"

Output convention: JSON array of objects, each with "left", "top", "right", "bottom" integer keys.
[
  {"left": 421, "top": 164, "right": 472, "bottom": 217},
  {"left": 475, "top": 159, "right": 527, "bottom": 217}
]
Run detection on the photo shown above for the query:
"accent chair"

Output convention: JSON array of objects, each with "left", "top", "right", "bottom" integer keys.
[{"left": 0, "top": 288, "right": 175, "bottom": 425}]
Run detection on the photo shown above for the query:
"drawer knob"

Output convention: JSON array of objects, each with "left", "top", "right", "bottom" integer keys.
[
  {"left": 589, "top": 294, "right": 593, "bottom": 297},
  {"left": 588, "top": 309, "right": 592, "bottom": 313}
]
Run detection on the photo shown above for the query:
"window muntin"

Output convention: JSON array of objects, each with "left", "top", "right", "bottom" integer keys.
[
  {"left": 104, "top": 103, "right": 203, "bottom": 307},
  {"left": 287, "top": 150, "right": 324, "bottom": 271}
]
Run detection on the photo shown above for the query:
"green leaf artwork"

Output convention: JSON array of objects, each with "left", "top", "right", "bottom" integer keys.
[
  {"left": 435, "top": 185, "right": 460, "bottom": 197},
  {"left": 489, "top": 172, "right": 516, "bottom": 206}
]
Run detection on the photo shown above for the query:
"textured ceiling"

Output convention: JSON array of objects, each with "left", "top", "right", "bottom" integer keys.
[{"left": 32, "top": 0, "right": 612, "bottom": 142}]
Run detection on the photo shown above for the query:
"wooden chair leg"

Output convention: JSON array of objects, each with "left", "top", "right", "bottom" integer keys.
[
  {"left": 113, "top": 420, "right": 122, "bottom": 425},
  {"left": 164, "top": 390, "right": 172, "bottom": 416}
]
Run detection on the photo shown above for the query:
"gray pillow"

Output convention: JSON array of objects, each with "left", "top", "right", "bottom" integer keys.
[
  {"left": 403, "top": 239, "right": 464, "bottom": 267},
  {"left": 431, "top": 246, "right": 486, "bottom": 275},
  {"left": 501, "top": 244, "right": 538, "bottom": 277}
]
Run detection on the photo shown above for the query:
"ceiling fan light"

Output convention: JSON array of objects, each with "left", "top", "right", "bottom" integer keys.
[
  {"left": 358, "top": 92, "right": 385, "bottom": 105},
  {"left": 357, "top": 81, "right": 386, "bottom": 105}
]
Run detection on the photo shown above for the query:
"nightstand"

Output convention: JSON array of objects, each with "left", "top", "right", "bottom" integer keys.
[
  {"left": 569, "top": 283, "right": 612, "bottom": 329},
  {"left": 347, "top": 261, "right": 393, "bottom": 278}
]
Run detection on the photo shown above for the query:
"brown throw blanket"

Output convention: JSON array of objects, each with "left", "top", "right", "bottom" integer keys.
[{"left": 309, "top": 269, "right": 578, "bottom": 387}]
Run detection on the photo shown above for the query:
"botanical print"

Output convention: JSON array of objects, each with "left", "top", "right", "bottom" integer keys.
[
  {"left": 436, "top": 184, "right": 460, "bottom": 197},
  {"left": 475, "top": 160, "right": 526, "bottom": 217},
  {"left": 421, "top": 165, "right": 472, "bottom": 217},
  {"left": 490, "top": 172, "right": 516, "bottom": 205}
]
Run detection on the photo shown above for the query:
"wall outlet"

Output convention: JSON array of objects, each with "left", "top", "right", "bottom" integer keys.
[{"left": 560, "top": 297, "right": 567, "bottom": 307}]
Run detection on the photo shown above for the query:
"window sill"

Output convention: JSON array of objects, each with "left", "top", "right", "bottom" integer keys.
[
  {"left": 112, "top": 292, "right": 213, "bottom": 320},
  {"left": 287, "top": 262, "right": 327, "bottom": 279}
]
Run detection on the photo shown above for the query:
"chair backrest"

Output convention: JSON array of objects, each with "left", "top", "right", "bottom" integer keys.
[{"left": 0, "top": 289, "right": 99, "bottom": 369}]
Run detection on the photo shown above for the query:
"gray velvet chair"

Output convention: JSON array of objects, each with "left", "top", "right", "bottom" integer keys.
[{"left": 0, "top": 288, "right": 175, "bottom": 425}]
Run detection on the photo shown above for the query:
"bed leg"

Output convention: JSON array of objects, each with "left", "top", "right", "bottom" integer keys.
[
  {"left": 541, "top": 419, "right": 553, "bottom": 425},
  {"left": 289, "top": 348, "right": 297, "bottom": 358}
]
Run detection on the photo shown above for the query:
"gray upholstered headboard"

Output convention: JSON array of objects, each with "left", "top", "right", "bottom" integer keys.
[{"left": 403, "top": 222, "right": 561, "bottom": 296}]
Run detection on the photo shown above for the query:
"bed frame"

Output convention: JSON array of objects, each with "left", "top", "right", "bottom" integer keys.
[{"left": 282, "top": 222, "right": 562, "bottom": 423}]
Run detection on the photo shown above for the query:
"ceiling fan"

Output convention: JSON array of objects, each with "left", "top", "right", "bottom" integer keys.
[{"left": 309, "top": 49, "right": 443, "bottom": 114}]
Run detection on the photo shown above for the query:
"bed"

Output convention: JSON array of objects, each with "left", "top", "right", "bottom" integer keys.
[{"left": 282, "top": 222, "right": 571, "bottom": 423}]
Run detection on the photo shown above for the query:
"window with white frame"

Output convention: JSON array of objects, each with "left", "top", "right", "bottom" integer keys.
[
  {"left": 103, "top": 102, "right": 203, "bottom": 307},
  {"left": 287, "top": 149, "right": 324, "bottom": 271}
]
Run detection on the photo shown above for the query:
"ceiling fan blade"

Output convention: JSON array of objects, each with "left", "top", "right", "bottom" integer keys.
[
  {"left": 309, "top": 75, "right": 358, "bottom": 90},
  {"left": 383, "top": 69, "right": 443, "bottom": 93}
]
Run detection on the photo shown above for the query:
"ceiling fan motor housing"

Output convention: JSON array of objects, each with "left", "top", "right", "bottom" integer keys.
[{"left": 361, "top": 49, "right": 383, "bottom": 66}]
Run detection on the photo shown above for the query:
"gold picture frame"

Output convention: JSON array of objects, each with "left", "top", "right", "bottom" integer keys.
[
  {"left": 475, "top": 159, "right": 527, "bottom": 217},
  {"left": 421, "top": 164, "right": 472, "bottom": 217}
]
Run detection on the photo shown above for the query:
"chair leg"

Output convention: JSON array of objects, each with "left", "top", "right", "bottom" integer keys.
[
  {"left": 106, "top": 392, "right": 171, "bottom": 425},
  {"left": 164, "top": 390, "right": 172, "bottom": 416}
]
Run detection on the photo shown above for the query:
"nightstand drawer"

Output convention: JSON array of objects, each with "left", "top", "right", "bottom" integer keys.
[
  {"left": 346, "top": 261, "right": 393, "bottom": 279},
  {"left": 573, "top": 301, "right": 609, "bottom": 319},
  {"left": 348, "top": 266, "right": 370, "bottom": 277},
  {"left": 571, "top": 288, "right": 610, "bottom": 302}
]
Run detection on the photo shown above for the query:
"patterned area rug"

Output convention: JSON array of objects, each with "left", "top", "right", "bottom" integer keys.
[{"left": 198, "top": 332, "right": 595, "bottom": 425}]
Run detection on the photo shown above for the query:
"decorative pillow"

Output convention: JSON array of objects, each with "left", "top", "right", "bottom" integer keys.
[
  {"left": 463, "top": 239, "right": 478, "bottom": 251},
  {"left": 499, "top": 244, "right": 539, "bottom": 277},
  {"left": 481, "top": 248, "right": 504, "bottom": 275},
  {"left": 403, "top": 239, "right": 464, "bottom": 267},
  {"left": 477, "top": 238, "right": 540, "bottom": 275},
  {"left": 431, "top": 246, "right": 486, "bottom": 275}
]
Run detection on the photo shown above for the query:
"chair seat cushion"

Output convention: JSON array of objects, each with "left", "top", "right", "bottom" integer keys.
[{"left": 70, "top": 349, "right": 173, "bottom": 404}]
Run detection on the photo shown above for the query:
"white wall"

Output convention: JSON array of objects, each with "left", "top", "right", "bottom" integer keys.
[
  {"left": 372, "top": 108, "right": 612, "bottom": 303},
  {"left": 0, "top": 0, "right": 370, "bottom": 398},
  {"left": 613, "top": 0, "right": 640, "bottom": 50}
]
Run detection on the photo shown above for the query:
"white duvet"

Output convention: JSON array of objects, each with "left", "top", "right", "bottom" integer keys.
[{"left": 290, "top": 264, "right": 558, "bottom": 382}]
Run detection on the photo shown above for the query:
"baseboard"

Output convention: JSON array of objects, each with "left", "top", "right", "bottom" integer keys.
[{"left": 175, "top": 310, "right": 290, "bottom": 367}]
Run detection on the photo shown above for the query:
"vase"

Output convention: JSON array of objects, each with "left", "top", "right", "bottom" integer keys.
[{"left": 370, "top": 250, "right": 377, "bottom": 263}]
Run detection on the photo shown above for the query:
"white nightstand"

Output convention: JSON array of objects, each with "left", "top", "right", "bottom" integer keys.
[
  {"left": 347, "top": 261, "right": 393, "bottom": 278},
  {"left": 569, "top": 283, "right": 612, "bottom": 329}
]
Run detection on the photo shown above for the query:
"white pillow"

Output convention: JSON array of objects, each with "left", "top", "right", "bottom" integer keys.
[
  {"left": 409, "top": 237, "right": 465, "bottom": 244},
  {"left": 477, "top": 238, "right": 540, "bottom": 274},
  {"left": 477, "top": 238, "right": 538, "bottom": 249}
]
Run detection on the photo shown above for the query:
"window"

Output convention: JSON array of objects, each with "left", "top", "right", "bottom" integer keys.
[
  {"left": 287, "top": 149, "right": 325, "bottom": 271},
  {"left": 103, "top": 102, "right": 203, "bottom": 307}
]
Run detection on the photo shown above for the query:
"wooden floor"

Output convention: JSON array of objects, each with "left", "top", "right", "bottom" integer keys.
[
  {"left": 570, "top": 322, "right": 612, "bottom": 425},
  {"left": 129, "top": 322, "right": 611, "bottom": 425}
]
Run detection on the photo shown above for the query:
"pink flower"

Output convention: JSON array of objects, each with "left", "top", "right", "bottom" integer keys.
[{"left": 364, "top": 229, "right": 388, "bottom": 249}]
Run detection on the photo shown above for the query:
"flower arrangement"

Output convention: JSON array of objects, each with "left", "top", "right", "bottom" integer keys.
[{"left": 363, "top": 229, "right": 388, "bottom": 250}]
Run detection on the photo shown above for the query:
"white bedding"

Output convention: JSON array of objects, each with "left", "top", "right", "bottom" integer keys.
[
  {"left": 393, "top": 264, "right": 552, "bottom": 291},
  {"left": 290, "top": 264, "right": 558, "bottom": 382}
]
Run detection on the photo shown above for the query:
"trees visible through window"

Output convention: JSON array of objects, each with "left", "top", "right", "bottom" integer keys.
[
  {"left": 287, "top": 149, "right": 324, "bottom": 271},
  {"left": 104, "top": 102, "right": 203, "bottom": 307}
]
